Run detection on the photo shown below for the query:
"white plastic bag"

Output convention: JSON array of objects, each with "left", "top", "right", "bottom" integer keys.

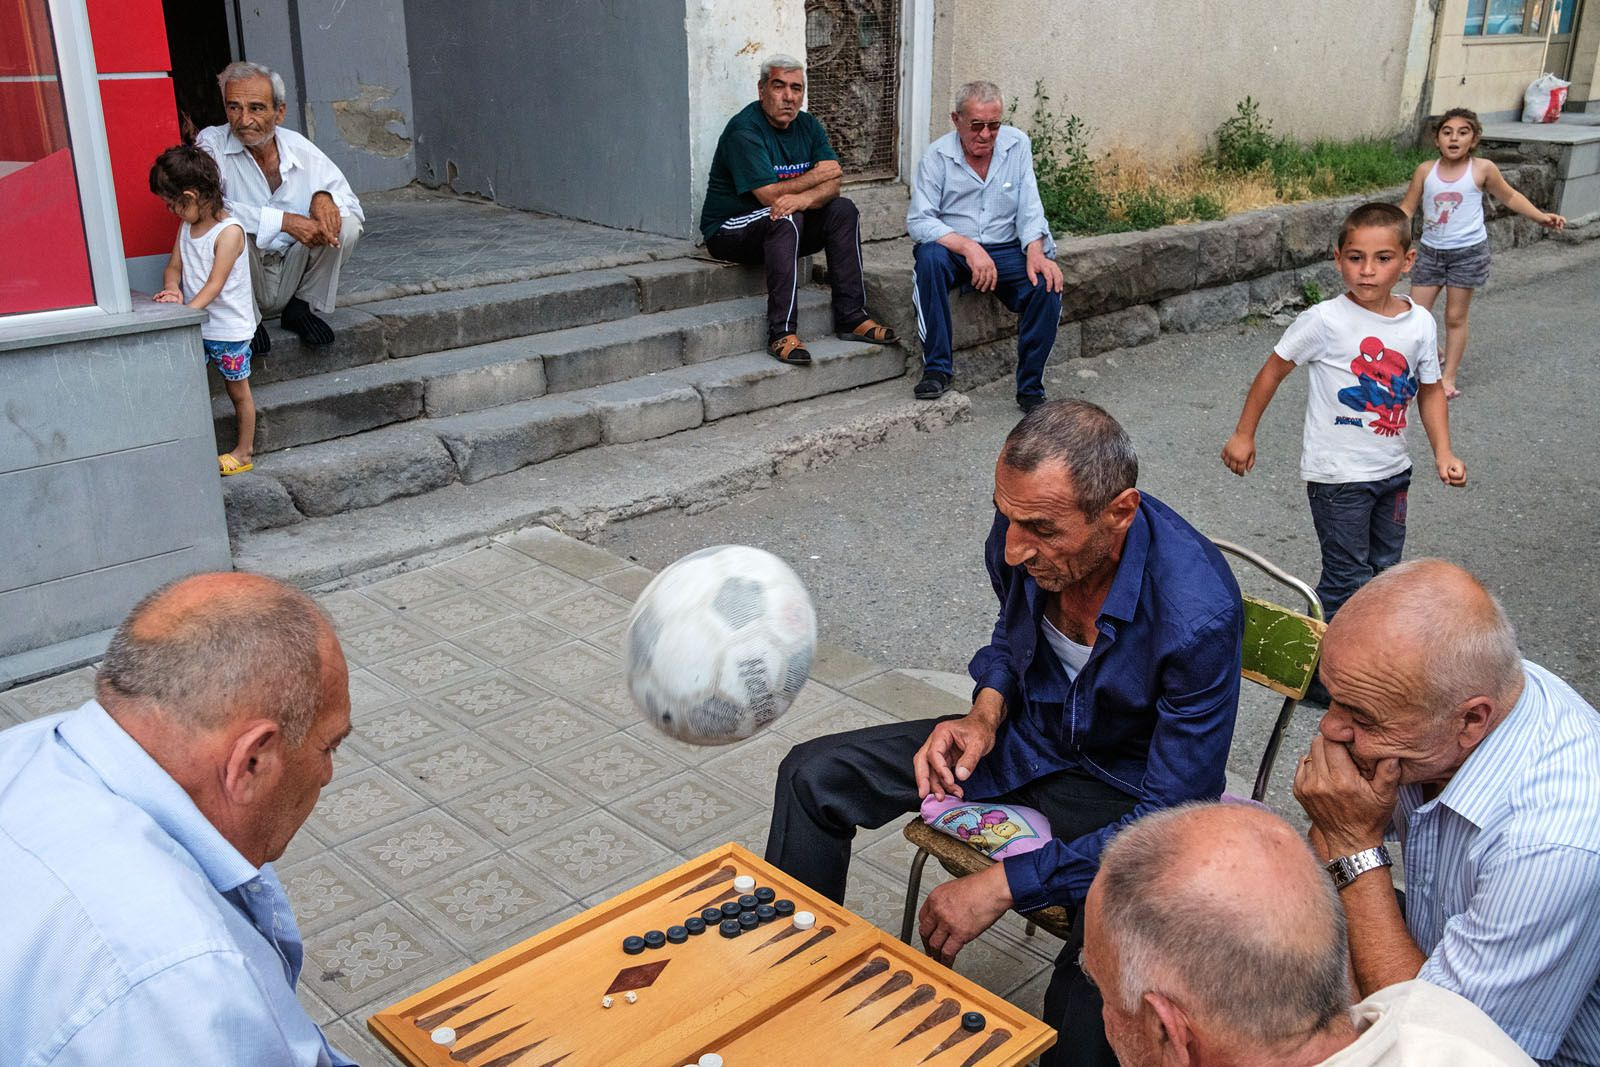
[{"left": 1522, "top": 73, "right": 1570, "bottom": 123}]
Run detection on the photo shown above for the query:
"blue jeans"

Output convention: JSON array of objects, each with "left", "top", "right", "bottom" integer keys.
[
  {"left": 912, "top": 241, "right": 1062, "bottom": 400},
  {"left": 1306, "top": 470, "right": 1411, "bottom": 620}
]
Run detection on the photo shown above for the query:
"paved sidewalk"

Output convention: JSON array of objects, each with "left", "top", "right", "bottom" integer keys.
[
  {"left": 0, "top": 528, "right": 1064, "bottom": 1065},
  {"left": 336, "top": 187, "right": 698, "bottom": 305}
]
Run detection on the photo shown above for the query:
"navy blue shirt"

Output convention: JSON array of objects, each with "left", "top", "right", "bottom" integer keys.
[{"left": 965, "top": 493, "right": 1243, "bottom": 911}]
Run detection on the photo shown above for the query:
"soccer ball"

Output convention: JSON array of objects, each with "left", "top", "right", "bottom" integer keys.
[{"left": 625, "top": 545, "right": 817, "bottom": 745}]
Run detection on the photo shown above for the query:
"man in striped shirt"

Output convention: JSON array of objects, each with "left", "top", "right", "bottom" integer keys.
[{"left": 1294, "top": 558, "right": 1600, "bottom": 1065}]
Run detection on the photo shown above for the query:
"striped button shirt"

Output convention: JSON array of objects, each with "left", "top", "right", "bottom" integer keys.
[
  {"left": 1394, "top": 661, "right": 1600, "bottom": 1065},
  {"left": 907, "top": 126, "right": 1056, "bottom": 257}
]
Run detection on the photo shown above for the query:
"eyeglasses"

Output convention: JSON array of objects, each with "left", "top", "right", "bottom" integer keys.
[{"left": 965, "top": 120, "right": 1003, "bottom": 133}]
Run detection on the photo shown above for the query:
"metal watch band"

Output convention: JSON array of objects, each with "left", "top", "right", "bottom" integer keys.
[{"left": 1325, "top": 845, "right": 1393, "bottom": 891}]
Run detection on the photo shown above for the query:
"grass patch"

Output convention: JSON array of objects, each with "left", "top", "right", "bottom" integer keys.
[{"left": 1021, "top": 88, "right": 1430, "bottom": 237}]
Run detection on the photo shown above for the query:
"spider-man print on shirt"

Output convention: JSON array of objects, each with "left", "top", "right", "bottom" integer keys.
[{"left": 1338, "top": 335, "right": 1417, "bottom": 437}]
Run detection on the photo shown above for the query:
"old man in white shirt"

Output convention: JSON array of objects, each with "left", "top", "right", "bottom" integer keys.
[{"left": 197, "top": 61, "right": 364, "bottom": 350}]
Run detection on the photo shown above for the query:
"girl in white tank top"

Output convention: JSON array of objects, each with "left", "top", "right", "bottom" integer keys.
[
  {"left": 1400, "top": 108, "right": 1567, "bottom": 398},
  {"left": 151, "top": 144, "right": 260, "bottom": 475}
]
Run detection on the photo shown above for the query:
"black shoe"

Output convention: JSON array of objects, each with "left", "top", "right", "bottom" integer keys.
[
  {"left": 251, "top": 322, "right": 272, "bottom": 355},
  {"left": 914, "top": 372, "right": 951, "bottom": 400},
  {"left": 1301, "top": 677, "right": 1331, "bottom": 708},
  {"left": 1017, "top": 393, "right": 1046, "bottom": 414},
  {"left": 281, "top": 297, "right": 335, "bottom": 346}
]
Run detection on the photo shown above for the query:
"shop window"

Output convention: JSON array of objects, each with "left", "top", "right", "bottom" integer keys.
[
  {"left": 0, "top": 0, "right": 96, "bottom": 315},
  {"left": 1464, "top": 0, "right": 1575, "bottom": 36}
]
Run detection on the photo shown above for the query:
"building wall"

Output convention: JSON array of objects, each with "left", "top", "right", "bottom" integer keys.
[
  {"left": 1426, "top": 0, "right": 1597, "bottom": 118},
  {"left": 405, "top": 0, "right": 693, "bottom": 236},
  {"left": 930, "top": 1, "right": 1422, "bottom": 161},
  {"left": 685, "top": 0, "right": 807, "bottom": 235}
]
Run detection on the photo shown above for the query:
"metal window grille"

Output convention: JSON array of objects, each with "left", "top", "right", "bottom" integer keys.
[{"left": 804, "top": 0, "right": 902, "bottom": 182}]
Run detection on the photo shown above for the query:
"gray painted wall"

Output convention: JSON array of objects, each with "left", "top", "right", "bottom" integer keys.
[
  {"left": 403, "top": 0, "right": 693, "bottom": 236},
  {"left": 0, "top": 306, "right": 233, "bottom": 664}
]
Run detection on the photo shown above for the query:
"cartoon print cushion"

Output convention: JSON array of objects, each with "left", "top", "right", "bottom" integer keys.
[{"left": 919, "top": 796, "right": 1052, "bottom": 859}]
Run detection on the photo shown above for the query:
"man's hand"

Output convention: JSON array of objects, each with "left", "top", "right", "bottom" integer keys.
[
  {"left": 963, "top": 245, "right": 998, "bottom": 293},
  {"left": 913, "top": 713, "right": 999, "bottom": 801},
  {"left": 310, "top": 192, "right": 342, "bottom": 246},
  {"left": 1025, "top": 247, "right": 1063, "bottom": 294},
  {"left": 153, "top": 289, "right": 182, "bottom": 304},
  {"left": 1436, "top": 453, "right": 1467, "bottom": 486},
  {"left": 1293, "top": 734, "right": 1399, "bottom": 857},
  {"left": 769, "top": 193, "right": 807, "bottom": 219},
  {"left": 1221, "top": 431, "right": 1257, "bottom": 476},
  {"left": 280, "top": 212, "right": 329, "bottom": 247},
  {"left": 919, "top": 863, "right": 1012, "bottom": 965}
]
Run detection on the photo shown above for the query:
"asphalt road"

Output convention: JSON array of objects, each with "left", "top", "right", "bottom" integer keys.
[{"left": 595, "top": 234, "right": 1600, "bottom": 806}]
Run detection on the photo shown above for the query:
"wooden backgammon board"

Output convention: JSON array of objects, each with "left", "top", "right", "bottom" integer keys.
[{"left": 369, "top": 843, "right": 1055, "bottom": 1066}]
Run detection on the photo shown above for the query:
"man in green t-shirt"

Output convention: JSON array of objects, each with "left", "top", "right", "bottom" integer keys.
[{"left": 700, "top": 54, "right": 897, "bottom": 366}]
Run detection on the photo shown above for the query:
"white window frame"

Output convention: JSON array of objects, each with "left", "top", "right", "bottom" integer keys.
[{"left": 0, "top": 0, "right": 131, "bottom": 333}]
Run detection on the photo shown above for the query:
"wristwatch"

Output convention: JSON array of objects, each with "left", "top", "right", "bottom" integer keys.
[{"left": 1325, "top": 845, "right": 1393, "bottom": 891}]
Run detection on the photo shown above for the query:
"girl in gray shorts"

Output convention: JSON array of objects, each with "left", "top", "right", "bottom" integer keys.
[{"left": 1400, "top": 108, "right": 1566, "bottom": 398}]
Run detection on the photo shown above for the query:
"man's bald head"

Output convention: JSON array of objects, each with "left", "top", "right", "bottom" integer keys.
[
  {"left": 1327, "top": 559, "right": 1522, "bottom": 719},
  {"left": 1093, "top": 803, "right": 1350, "bottom": 1048},
  {"left": 97, "top": 572, "right": 333, "bottom": 744}
]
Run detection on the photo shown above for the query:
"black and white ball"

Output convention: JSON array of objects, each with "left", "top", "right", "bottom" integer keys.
[{"left": 625, "top": 545, "right": 817, "bottom": 745}]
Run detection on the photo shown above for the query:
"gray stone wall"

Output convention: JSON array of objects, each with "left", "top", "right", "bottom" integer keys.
[
  {"left": 403, "top": 0, "right": 694, "bottom": 236},
  {"left": 863, "top": 164, "right": 1559, "bottom": 373},
  {"left": 0, "top": 305, "right": 232, "bottom": 682}
]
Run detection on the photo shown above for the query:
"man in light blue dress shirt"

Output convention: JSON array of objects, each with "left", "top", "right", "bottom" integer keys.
[
  {"left": 0, "top": 572, "right": 355, "bottom": 1065},
  {"left": 907, "top": 80, "right": 1063, "bottom": 413},
  {"left": 1294, "top": 559, "right": 1600, "bottom": 1066}
]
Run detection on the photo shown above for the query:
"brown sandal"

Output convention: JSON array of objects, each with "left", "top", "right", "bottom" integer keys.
[
  {"left": 768, "top": 334, "right": 812, "bottom": 365},
  {"left": 838, "top": 319, "right": 897, "bottom": 345}
]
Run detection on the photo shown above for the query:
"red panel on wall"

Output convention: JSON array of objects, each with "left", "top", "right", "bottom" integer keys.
[
  {"left": 0, "top": 148, "right": 95, "bottom": 314},
  {"left": 100, "top": 75, "right": 181, "bottom": 258},
  {"left": 0, "top": 80, "right": 68, "bottom": 161},
  {"left": 87, "top": 0, "right": 170, "bottom": 73}
]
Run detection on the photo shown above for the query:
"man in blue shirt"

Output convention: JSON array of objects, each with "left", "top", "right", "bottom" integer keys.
[
  {"left": 701, "top": 54, "right": 896, "bottom": 367},
  {"left": 1294, "top": 559, "right": 1600, "bottom": 1065},
  {"left": 0, "top": 572, "right": 355, "bottom": 1065},
  {"left": 767, "top": 399, "right": 1242, "bottom": 1065},
  {"left": 907, "top": 80, "right": 1063, "bottom": 412}
]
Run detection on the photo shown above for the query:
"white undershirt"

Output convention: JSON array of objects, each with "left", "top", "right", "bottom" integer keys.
[{"left": 1041, "top": 615, "right": 1093, "bottom": 681}]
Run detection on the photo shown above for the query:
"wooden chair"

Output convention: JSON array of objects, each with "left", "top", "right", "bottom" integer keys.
[{"left": 897, "top": 538, "right": 1324, "bottom": 945}]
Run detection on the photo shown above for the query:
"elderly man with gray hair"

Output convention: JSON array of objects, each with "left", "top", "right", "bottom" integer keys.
[
  {"left": 1082, "top": 802, "right": 1533, "bottom": 1065},
  {"left": 1293, "top": 559, "right": 1600, "bottom": 1065},
  {"left": 197, "top": 61, "right": 364, "bottom": 350},
  {"left": 700, "top": 53, "right": 896, "bottom": 367},
  {"left": 908, "top": 80, "right": 1062, "bottom": 412},
  {"left": 0, "top": 572, "right": 355, "bottom": 1064}
]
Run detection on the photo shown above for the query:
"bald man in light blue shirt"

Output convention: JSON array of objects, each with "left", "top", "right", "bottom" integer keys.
[{"left": 907, "top": 79, "right": 1063, "bottom": 413}]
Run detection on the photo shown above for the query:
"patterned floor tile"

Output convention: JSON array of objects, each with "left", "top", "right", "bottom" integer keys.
[
  {"left": 682, "top": 810, "right": 771, "bottom": 859},
  {"left": 587, "top": 619, "right": 628, "bottom": 657},
  {"left": 368, "top": 643, "right": 493, "bottom": 695},
  {"left": 508, "top": 640, "right": 621, "bottom": 695},
  {"left": 344, "top": 811, "right": 498, "bottom": 895},
  {"left": 785, "top": 680, "right": 846, "bottom": 718},
  {"left": 531, "top": 588, "right": 632, "bottom": 638},
  {"left": 317, "top": 589, "right": 392, "bottom": 632},
  {"left": 402, "top": 590, "right": 517, "bottom": 639},
  {"left": 437, "top": 544, "right": 537, "bottom": 588},
  {"left": 280, "top": 850, "right": 390, "bottom": 937},
  {"left": 453, "top": 767, "right": 595, "bottom": 847},
  {"left": 423, "top": 668, "right": 550, "bottom": 725},
  {"left": 302, "top": 901, "right": 467, "bottom": 1016},
  {"left": 485, "top": 564, "right": 588, "bottom": 613},
  {"left": 318, "top": 1017, "right": 396, "bottom": 1067},
  {"left": 305, "top": 765, "right": 431, "bottom": 846},
  {"left": 1, "top": 667, "right": 97, "bottom": 720},
  {"left": 346, "top": 668, "right": 410, "bottom": 718},
  {"left": 591, "top": 565, "right": 654, "bottom": 602},
  {"left": 538, "top": 731, "right": 685, "bottom": 806},
  {"left": 451, "top": 614, "right": 572, "bottom": 663},
  {"left": 696, "top": 730, "right": 798, "bottom": 791},
  {"left": 774, "top": 695, "right": 898, "bottom": 744},
  {"left": 611, "top": 770, "right": 761, "bottom": 846},
  {"left": 0, "top": 702, "right": 20, "bottom": 728},
  {"left": 497, "top": 526, "right": 628, "bottom": 579},
  {"left": 346, "top": 699, "right": 464, "bottom": 764},
  {"left": 338, "top": 617, "right": 439, "bottom": 668},
  {"left": 508, "top": 808, "right": 676, "bottom": 899},
  {"left": 296, "top": 981, "right": 336, "bottom": 1026},
  {"left": 568, "top": 672, "right": 641, "bottom": 728},
  {"left": 409, "top": 853, "right": 574, "bottom": 955},
  {"left": 359, "top": 568, "right": 465, "bottom": 611},
  {"left": 389, "top": 735, "right": 529, "bottom": 803},
  {"left": 476, "top": 697, "right": 615, "bottom": 766}
]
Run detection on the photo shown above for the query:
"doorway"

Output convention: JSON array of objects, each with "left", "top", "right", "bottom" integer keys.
[
  {"left": 161, "top": 0, "right": 233, "bottom": 135},
  {"left": 804, "top": 0, "right": 903, "bottom": 181}
]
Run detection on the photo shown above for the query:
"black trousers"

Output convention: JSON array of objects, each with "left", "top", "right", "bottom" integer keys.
[
  {"left": 705, "top": 196, "right": 868, "bottom": 342},
  {"left": 766, "top": 717, "right": 1134, "bottom": 1067}
]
